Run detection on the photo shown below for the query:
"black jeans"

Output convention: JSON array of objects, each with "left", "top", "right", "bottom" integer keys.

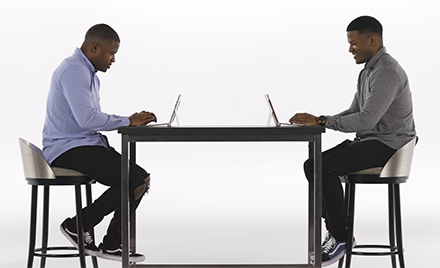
[
  {"left": 304, "top": 139, "right": 396, "bottom": 242},
  {"left": 52, "top": 146, "right": 149, "bottom": 247}
]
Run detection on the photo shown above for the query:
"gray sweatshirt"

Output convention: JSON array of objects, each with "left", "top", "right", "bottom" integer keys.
[{"left": 325, "top": 47, "right": 416, "bottom": 150}]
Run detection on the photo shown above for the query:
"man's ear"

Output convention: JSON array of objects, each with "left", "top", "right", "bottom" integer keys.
[
  {"left": 369, "top": 35, "right": 377, "bottom": 47},
  {"left": 91, "top": 42, "right": 100, "bottom": 54}
]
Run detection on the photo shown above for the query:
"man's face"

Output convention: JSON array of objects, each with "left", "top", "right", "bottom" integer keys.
[
  {"left": 347, "top": 31, "right": 376, "bottom": 64},
  {"left": 92, "top": 40, "right": 120, "bottom": 72}
]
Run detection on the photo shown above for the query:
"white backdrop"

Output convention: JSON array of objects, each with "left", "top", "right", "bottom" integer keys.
[{"left": 1, "top": 1, "right": 439, "bottom": 267}]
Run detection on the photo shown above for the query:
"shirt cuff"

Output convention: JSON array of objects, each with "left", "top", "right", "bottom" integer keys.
[
  {"left": 122, "top": 117, "right": 130, "bottom": 127},
  {"left": 324, "top": 115, "right": 335, "bottom": 129}
]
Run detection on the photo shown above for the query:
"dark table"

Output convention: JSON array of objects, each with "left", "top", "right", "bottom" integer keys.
[{"left": 118, "top": 126, "right": 325, "bottom": 268}]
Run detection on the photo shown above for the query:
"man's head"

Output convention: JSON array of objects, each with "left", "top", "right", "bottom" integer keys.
[
  {"left": 347, "top": 16, "right": 383, "bottom": 64},
  {"left": 81, "top": 24, "right": 120, "bottom": 72}
]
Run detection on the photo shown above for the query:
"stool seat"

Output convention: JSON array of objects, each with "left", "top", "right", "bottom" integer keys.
[
  {"left": 348, "top": 167, "right": 383, "bottom": 175},
  {"left": 19, "top": 138, "right": 98, "bottom": 268},
  {"left": 52, "top": 167, "right": 88, "bottom": 176},
  {"left": 338, "top": 137, "right": 416, "bottom": 268},
  {"left": 340, "top": 173, "right": 408, "bottom": 184},
  {"left": 26, "top": 176, "right": 95, "bottom": 186}
]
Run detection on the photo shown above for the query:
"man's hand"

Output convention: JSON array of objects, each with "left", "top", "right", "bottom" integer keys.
[
  {"left": 129, "top": 111, "right": 157, "bottom": 126},
  {"left": 289, "top": 113, "right": 319, "bottom": 126}
]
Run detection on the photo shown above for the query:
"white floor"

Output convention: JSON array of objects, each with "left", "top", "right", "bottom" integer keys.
[
  {"left": 2, "top": 143, "right": 435, "bottom": 268},
  {"left": 1, "top": 215, "right": 436, "bottom": 268}
]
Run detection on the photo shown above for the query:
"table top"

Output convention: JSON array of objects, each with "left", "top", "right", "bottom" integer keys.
[{"left": 118, "top": 125, "right": 325, "bottom": 142}]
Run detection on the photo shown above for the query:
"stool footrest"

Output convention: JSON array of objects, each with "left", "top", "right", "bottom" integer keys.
[
  {"left": 34, "top": 246, "right": 86, "bottom": 258},
  {"left": 352, "top": 244, "right": 400, "bottom": 256}
]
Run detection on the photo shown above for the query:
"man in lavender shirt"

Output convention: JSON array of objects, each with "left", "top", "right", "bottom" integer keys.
[
  {"left": 290, "top": 16, "right": 416, "bottom": 266},
  {"left": 43, "top": 24, "right": 156, "bottom": 262}
]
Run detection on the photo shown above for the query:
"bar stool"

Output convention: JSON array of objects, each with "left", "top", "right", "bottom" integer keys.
[
  {"left": 19, "top": 138, "right": 99, "bottom": 268},
  {"left": 338, "top": 137, "right": 417, "bottom": 268}
]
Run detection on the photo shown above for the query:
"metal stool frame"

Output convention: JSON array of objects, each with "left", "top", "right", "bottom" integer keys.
[
  {"left": 20, "top": 138, "right": 99, "bottom": 268},
  {"left": 337, "top": 137, "right": 416, "bottom": 268}
]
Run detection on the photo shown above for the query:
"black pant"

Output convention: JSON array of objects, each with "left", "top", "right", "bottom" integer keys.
[
  {"left": 52, "top": 146, "right": 149, "bottom": 247},
  {"left": 304, "top": 139, "right": 396, "bottom": 242}
]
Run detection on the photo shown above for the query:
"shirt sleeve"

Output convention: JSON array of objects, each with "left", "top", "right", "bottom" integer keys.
[
  {"left": 325, "top": 68, "right": 401, "bottom": 133},
  {"left": 59, "top": 66, "right": 130, "bottom": 131},
  {"left": 332, "top": 91, "right": 360, "bottom": 118}
]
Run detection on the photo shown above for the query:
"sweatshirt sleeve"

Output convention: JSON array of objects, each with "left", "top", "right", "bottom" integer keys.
[
  {"left": 325, "top": 67, "right": 401, "bottom": 133},
  {"left": 332, "top": 91, "right": 360, "bottom": 118}
]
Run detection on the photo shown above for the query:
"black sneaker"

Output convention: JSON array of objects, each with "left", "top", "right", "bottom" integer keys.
[
  {"left": 310, "top": 232, "right": 333, "bottom": 262},
  {"left": 321, "top": 236, "right": 356, "bottom": 267},
  {"left": 99, "top": 243, "right": 145, "bottom": 262},
  {"left": 60, "top": 218, "right": 102, "bottom": 257}
]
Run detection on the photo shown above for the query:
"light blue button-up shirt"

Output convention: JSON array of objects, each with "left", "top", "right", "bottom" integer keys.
[{"left": 43, "top": 48, "right": 130, "bottom": 164}]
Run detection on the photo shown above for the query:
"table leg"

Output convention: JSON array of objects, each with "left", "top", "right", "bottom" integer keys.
[
  {"left": 130, "top": 142, "right": 137, "bottom": 254},
  {"left": 308, "top": 142, "right": 314, "bottom": 264},
  {"left": 313, "top": 135, "right": 322, "bottom": 268},
  {"left": 122, "top": 134, "right": 131, "bottom": 268}
]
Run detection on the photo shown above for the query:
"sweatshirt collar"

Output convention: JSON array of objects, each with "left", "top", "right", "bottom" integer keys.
[{"left": 365, "top": 47, "right": 386, "bottom": 70}]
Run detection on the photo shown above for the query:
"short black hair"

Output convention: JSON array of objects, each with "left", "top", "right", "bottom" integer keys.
[
  {"left": 347, "top": 16, "right": 383, "bottom": 36},
  {"left": 85, "top": 24, "right": 120, "bottom": 44}
]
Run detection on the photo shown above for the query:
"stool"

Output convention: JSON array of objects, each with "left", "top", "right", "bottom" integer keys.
[
  {"left": 19, "top": 138, "right": 99, "bottom": 268},
  {"left": 338, "top": 137, "right": 417, "bottom": 268}
]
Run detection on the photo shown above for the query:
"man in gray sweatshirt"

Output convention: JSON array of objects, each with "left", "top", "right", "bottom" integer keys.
[{"left": 289, "top": 16, "right": 416, "bottom": 266}]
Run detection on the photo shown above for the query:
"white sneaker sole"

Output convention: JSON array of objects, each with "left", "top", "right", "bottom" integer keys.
[{"left": 99, "top": 252, "right": 145, "bottom": 262}]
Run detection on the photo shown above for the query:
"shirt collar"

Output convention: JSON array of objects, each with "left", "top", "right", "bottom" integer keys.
[
  {"left": 74, "top": 47, "right": 98, "bottom": 73},
  {"left": 365, "top": 47, "right": 386, "bottom": 70}
]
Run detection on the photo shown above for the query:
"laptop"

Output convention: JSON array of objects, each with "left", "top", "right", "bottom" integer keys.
[
  {"left": 144, "top": 94, "right": 182, "bottom": 127},
  {"left": 265, "top": 94, "right": 301, "bottom": 127}
]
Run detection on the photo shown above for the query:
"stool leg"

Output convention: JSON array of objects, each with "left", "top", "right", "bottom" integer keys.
[
  {"left": 345, "top": 182, "right": 356, "bottom": 268},
  {"left": 27, "top": 186, "right": 38, "bottom": 268},
  {"left": 75, "top": 185, "right": 87, "bottom": 268},
  {"left": 40, "top": 186, "right": 50, "bottom": 268},
  {"left": 388, "top": 184, "right": 397, "bottom": 268},
  {"left": 338, "top": 254, "right": 345, "bottom": 267},
  {"left": 85, "top": 184, "right": 99, "bottom": 268},
  {"left": 394, "top": 184, "right": 406, "bottom": 268}
]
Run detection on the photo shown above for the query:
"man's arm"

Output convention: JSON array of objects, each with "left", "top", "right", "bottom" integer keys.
[
  {"left": 325, "top": 69, "right": 401, "bottom": 132},
  {"left": 289, "top": 68, "right": 400, "bottom": 131},
  {"left": 61, "top": 67, "right": 156, "bottom": 129},
  {"left": 288, "top": 92, "right": 359, "bottom": 126},
  {"left": 332, "top": 92, "right": 359, "bottom": 117}
]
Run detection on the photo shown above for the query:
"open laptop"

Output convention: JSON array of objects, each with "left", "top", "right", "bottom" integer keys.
[
  {"left": 144, "top": 94, "right": 181, "bottom": 127},
  {"left": 265, "top": 94, "right": 301, "bottom": 127}
]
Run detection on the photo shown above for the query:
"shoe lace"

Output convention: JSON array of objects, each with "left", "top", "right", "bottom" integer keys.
[
  {"left": 84, "top": 232, "right": 94, "bottom": 244},
  {"left": 323, "top": 237, "right": 336, "bottom": 254},
  {"left": 322, "top": 232, "right": 331, "bottom": 247}
]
